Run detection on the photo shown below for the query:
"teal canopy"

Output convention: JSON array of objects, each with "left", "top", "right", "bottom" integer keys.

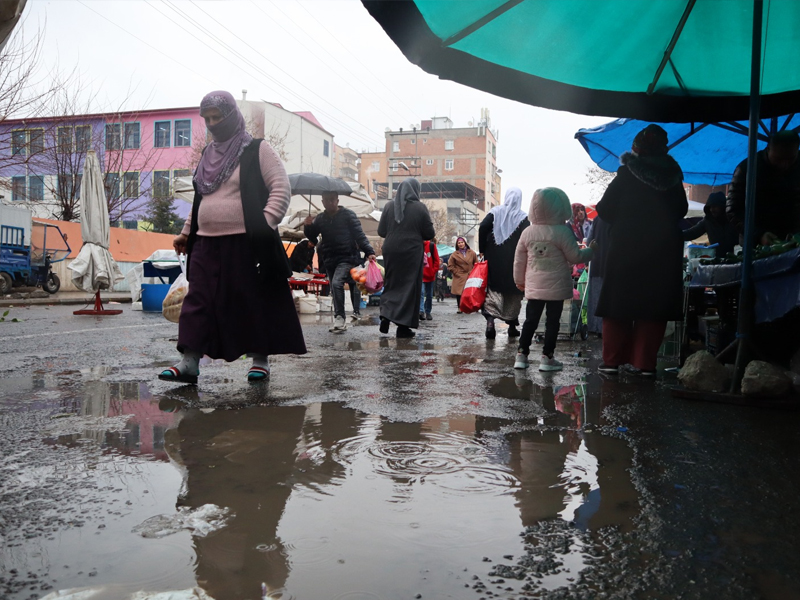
[{"left": 363, "top": 0, "right": 800, "bottom": 122}]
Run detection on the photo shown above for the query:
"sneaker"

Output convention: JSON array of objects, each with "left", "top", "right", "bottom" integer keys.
[
  {"left": 507, "top": 325, "right": 520, "bottom": 338},
  {"left": 514, "top": 352, "right": 529, "bottom": 369},
  {"left": 425, "top": 313, "right": 432, "bottom": 321},
  {"left": 419, "top": 311, "right": 426, "bottom": 320},
  {"left": 351, "top": 312, "right": 361, "bottom": 321},
  {"left": 329, "top": 316, "right": 347, "bottom": 332},
  {"left": 539, "top": 355, "right": 563, "bottom": 372},
  {"left": 598, "top": 363, "right": 619, "bottom": 374}
]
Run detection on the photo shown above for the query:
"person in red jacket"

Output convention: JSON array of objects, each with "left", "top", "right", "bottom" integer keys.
[{"left": 419, "top": 238, "right": 440, "bottom": 320}]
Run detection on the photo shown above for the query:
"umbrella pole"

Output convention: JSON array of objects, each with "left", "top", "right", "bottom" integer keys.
[{"left": 729, "top": 0, "right": 764, "bottom": 392}]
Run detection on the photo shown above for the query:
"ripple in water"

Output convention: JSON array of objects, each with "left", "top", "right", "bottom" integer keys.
[{"left": 333, "top": 432, "right": 518, "bottom": 496}]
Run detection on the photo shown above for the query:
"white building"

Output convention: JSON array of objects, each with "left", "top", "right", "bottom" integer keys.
[{"left": 238, "top": 96, "right": 334, "bottom": 177}]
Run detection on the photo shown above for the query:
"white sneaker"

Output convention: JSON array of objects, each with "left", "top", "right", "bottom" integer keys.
[
  {"left": 514, "top": 352, "right": 529, "bottom": 369},
  {"left": 539, "top": 355, "right": 563, "bottom": 371},
  {"left": 329, "top": 316, "right": 347, "bottom": 332}
]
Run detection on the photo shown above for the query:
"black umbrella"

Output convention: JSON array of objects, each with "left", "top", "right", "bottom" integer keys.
[{"left": 289, "top": 173, "right": 353, "bottom": 196}]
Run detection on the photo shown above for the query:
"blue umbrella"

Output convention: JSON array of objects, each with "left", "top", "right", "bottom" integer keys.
[{"left": 576, "top": 115, "right": 800, "bottom": 186}]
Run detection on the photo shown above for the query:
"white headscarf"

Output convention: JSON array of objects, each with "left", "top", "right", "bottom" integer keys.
[{"left": 490, "top": 187, "right": 527, "bottom": 245}]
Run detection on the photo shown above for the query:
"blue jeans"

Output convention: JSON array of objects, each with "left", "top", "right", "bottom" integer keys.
[
  {"left": 327, "top": 262, "right": 361, "bottom": 318},
  {"left": 419, "top": 281, "right": 433, "bottom": 315}
]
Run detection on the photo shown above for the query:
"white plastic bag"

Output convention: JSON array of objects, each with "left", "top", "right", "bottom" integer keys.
[{"left": 162, "top": 255, "right": 188, "bottom": 323}]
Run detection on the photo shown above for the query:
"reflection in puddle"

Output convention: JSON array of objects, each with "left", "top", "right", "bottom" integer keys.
[
  {"left": 2, "top": 375, "right": 638, "bottom": 600},
  {"left": 170, "top": 402, "right": 637, "bottom": 599}
]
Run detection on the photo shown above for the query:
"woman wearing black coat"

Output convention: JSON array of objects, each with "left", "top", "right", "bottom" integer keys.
[
  {"left": 595, "top": 124, "right": 688, "bottom": 376},
  {"left": 478, "top": 186, "right": 529, "bottom": 339}
]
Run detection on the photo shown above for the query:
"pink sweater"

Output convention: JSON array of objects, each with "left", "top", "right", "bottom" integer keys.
[{"left": 181, "top": 141, "right": 291, "bottom": 237}]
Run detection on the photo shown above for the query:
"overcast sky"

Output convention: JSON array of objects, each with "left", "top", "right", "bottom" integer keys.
[{"left": 18, "top": 0, "right": 613, "bottom": 208}]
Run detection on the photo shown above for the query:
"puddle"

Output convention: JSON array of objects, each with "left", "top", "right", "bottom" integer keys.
[{"left": 0, "top": 373, "right": 640, "bottom": 600}]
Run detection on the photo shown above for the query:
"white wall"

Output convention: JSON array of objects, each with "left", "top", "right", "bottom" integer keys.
[{"left": 261, "top": 102, "right": 333, "bottom": 176}]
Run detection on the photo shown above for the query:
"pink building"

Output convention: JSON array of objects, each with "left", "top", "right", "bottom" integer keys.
[{"left": 0, "top": 106, "right": 205, "bottom": 222}]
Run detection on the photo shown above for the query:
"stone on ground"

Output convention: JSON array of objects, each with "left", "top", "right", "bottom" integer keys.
[
  {"left": 678, "top": 350, "right": 730, "bottom": 392},
  {"left": 741, "top": 360, "right": 792, "bottom": 397}
]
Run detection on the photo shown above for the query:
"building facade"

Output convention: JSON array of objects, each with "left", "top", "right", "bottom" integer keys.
[
  {"left": 0, "top": 107, "right": 204, "bottom": 222},
  {"left": 332, "top": 143, "right": 359, "bottom": 182},
  {"left": 358, "top": 110, "right": 501, "bottom": 247}
]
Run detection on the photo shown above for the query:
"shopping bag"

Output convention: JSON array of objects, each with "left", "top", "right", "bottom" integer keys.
[
  {"left": 365, "top": 260, "right": 384, "bottom": 294},
  {"left": 459, "top": 260, "right": 488, "bottom": 314},
  {"left": 162, "top": 254, "right": 188, "bottom": 323}
]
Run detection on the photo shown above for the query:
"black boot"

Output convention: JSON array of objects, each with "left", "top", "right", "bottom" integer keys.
[{"left": 396, "top": 325, "right": 415, "bottom": 338}]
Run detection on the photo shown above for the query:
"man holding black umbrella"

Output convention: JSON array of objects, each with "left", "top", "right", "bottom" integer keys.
[{"left": 305, "top": 192, "right": 376, "bottom": 332}]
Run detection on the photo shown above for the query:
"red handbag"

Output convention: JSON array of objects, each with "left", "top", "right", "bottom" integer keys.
[{"left": 459, "top": 261, "right": 488, "bottom": 314}]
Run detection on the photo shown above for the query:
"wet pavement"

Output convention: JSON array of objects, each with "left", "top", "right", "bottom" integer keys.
[{"left": 1, "top": 301, "right": 799, "bottom": 600}]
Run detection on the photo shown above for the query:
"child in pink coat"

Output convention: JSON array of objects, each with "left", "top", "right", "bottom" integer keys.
[{"left": 513, "top": 188, "right": 595, "bottom": 371}]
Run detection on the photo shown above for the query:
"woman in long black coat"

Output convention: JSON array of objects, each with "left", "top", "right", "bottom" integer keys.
[
  {"left": 478, "top": 186, "right": 529, "bottom": 339},
  {"left": 595, "top": 124, "right": 688, "bottom": 375},
  {"left": 378, "top": 178, "right": 435, "bottom": 338}
]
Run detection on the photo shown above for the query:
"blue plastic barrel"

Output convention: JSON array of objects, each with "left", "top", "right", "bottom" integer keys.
[{"left": 141, "top": 283, "right": 171, "bottom": 312}]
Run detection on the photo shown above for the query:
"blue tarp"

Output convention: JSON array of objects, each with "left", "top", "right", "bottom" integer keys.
[{"left": 575, "top": 115, "right": 800, "bottom": 186}]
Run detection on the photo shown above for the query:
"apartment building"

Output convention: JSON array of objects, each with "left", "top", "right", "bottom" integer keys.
[
  {"left": 332, "top": 143, "right": 359, "bottom": 182},
  {"left": 0, "top": 107, "right": 204, "bottom": 222},
  {"left": 358, "top": 110, "right": 501, "bottom": 212}
]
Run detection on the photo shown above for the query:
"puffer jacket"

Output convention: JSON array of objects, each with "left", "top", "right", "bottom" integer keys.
[{"left": 514, "top": 190, "right": 594, "bottom": 301}]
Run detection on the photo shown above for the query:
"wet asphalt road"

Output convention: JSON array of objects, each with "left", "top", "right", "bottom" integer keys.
[{"left": 1, "top": 301, "right": 799, "bottom": 600}]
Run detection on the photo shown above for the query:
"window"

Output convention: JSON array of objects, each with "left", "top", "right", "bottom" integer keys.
[
  {"left": 57, "top": 127, "right": 73, "bottom": 153},
  {"left": 154, "top": 121, "right": 171, "bottom": 148},
  {"left": 423, "top": 138, "right": 427, "bottom": 144},
  {"left": 11, "top": 176, "right": 26, "bottom": 201},
  {"left": 28, "top": 176, "right": 44, "bottom": 202},
  {"left": 371, "top": 161, "right": 380, "bottom": 170},
  {"left": 57, "top": 174, "right": 81, "bottom": 201},
  {"left": 445, "top": 140, "right": 454, "bottom": 151},
  {"left": 392, "top": 141, "right": 399, "bottom": 152},
  {"left": 445, "top": 159, "right": 454, "bottom": 170},
  {"left": 174, "top": 119, "right": 191, "bottom": 147},
  {"left": 152, "top": 170, "right": 171, "bottom": 198},
  {"left": 104, "top": 172, "right": 120, "bottom": 198},
  {"left": 391, "top": 162, "right": 398, "bottom": 172},
  {"left": 105, "top": 124, "right": 122, "bottom": 150},
  {"left": 323, "top": 140, "right": 330, "bottom": 157},
  {"left": 123, "top": 172, "right": 140, "bottom": 198},
  {"left": 410, "top": 138, "right": 416, "bottom": 144},
  {"left": 11, "top": 130, "right": 27, "bottom": 155},
  {"left": 124, "top": 122, "right": 140, "bottom": 149},
  {"left": 29, "top": 129, "right": 44, "bottom": 155},
  {"left": 75, "top": 125, "right": 91, "bottom": 153},
  {"left": 426, "top": 159, "right": 434, "bottom": 166}
]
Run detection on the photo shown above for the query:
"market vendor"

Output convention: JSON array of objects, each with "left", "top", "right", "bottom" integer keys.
[
  {"left": 289, "top": 237, "right": 316, "bottom": 273},
  {"left": 682, "top": 191, "right": 738, "bottom": 256},
  {"left": 726, "top": 130, "right": 800, "bottom": 246}
]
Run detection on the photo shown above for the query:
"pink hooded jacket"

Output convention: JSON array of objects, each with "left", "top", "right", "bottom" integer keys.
[{"left": 513, "top": 188, "right": 594, "bottom": 301}]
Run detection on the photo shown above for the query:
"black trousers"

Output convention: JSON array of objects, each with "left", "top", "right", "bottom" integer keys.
[{"left": 518, "top": 299, "right": 563, "bottom": 357}]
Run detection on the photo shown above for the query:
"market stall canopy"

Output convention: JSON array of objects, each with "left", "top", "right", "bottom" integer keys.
[
  {"left": 68, "top": 151, "right": 124, "bottom": 294},
  {"left": 576, "top": 115, "right": 800, "bottom": 186},
  {"left": 361, "top": 0, "right": 800, "bottom": 122}
]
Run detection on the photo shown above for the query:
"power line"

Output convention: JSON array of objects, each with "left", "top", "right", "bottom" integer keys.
[
  {"left": 177, "top": 0, "right": 386, "bottom": 148},
  {"left": 254, "top": 0, "right": 416, "bottom": 127},
  {"left": 294, "top": 0, "right": 420, "bottom": 118}
]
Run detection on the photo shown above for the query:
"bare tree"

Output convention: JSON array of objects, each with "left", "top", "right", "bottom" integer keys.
[
  {"left": 24, "top": 81, "right": 170, "bottom": 223},
  {"left": 423, "top": 200, "right": 457, "bottom": 244},
  {"left": 0, "top": 24, "right": 71, "bottom": 180},
  {"left": 583, "top": 165, "right": 615, "bottom": 203}
]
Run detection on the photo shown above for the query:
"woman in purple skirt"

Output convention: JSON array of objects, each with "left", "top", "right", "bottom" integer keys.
[{"left": 158, "top": 91, "right": 306, "bottom": 384}]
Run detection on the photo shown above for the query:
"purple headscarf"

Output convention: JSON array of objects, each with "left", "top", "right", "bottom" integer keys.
[{"left": 194, "top": 90, "right": 253, "bottom": 195}]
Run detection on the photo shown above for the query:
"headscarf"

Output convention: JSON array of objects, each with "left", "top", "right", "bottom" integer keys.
[
  {"left": 194, "top": 90, "right": 253, "bottom": 195},
  {"left": 569, "top": 203, "right": 587, "bottom": 240},
  {"left": 631, "top": 124, "right": 669, "bottom": 157},
  {"left": 394, "top": 177, "right": 421, "bottom": 223},
  {"left": 490, "top": 187, "right": 527, "bottom": 245},
  {"left": 456, "top": 236, "right": 469, "bottom": 255}
]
